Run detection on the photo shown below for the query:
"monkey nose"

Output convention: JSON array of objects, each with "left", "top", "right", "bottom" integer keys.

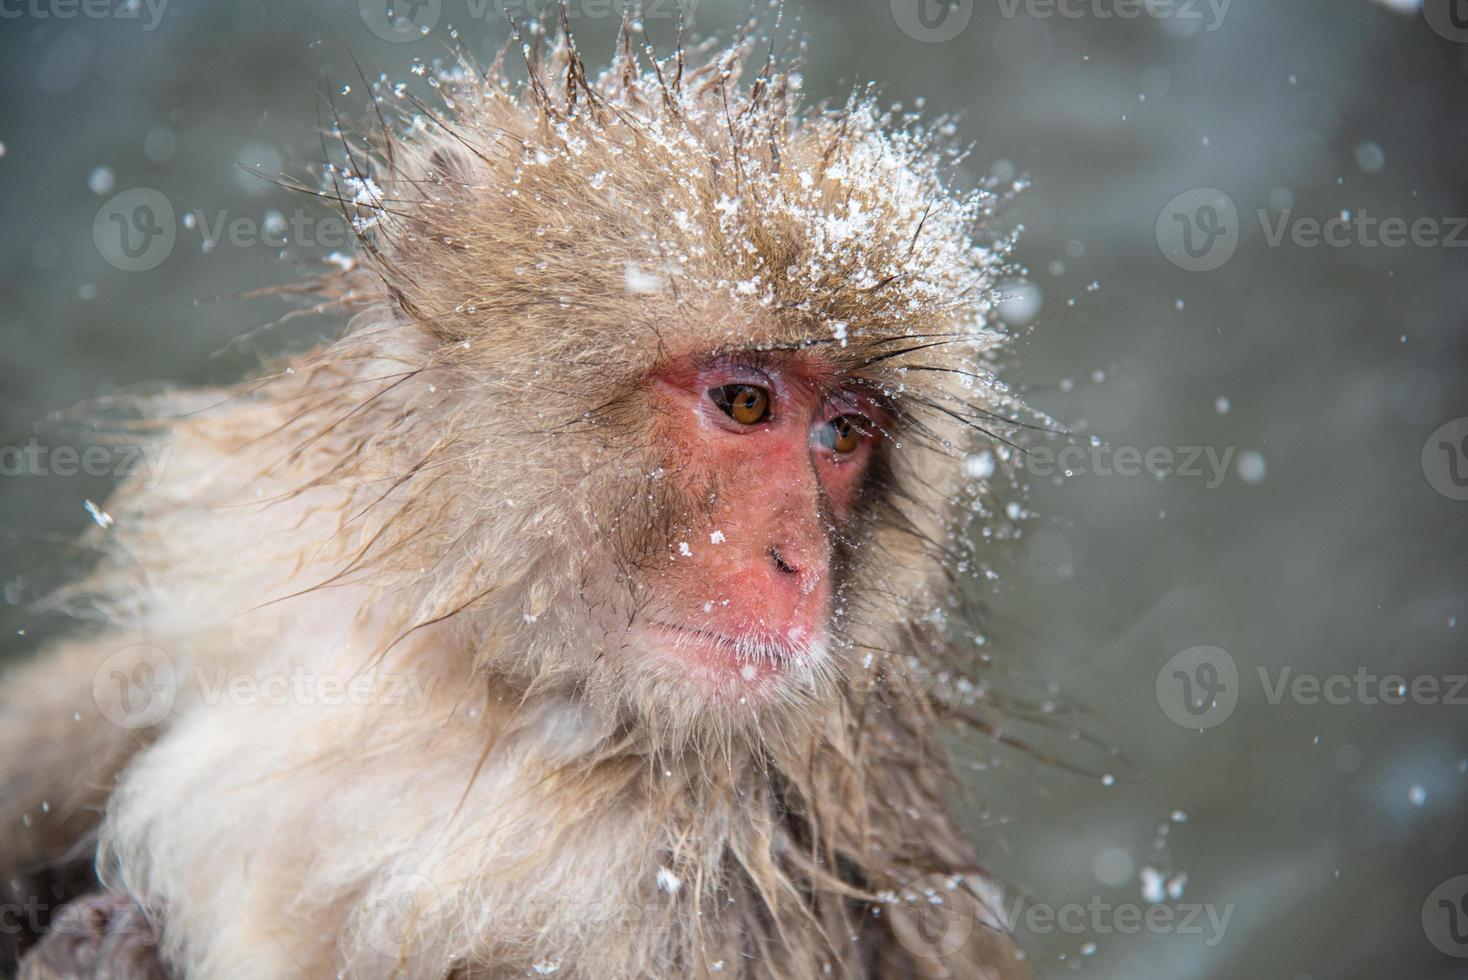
[
  {"left": 766, "top": 544, "right": 825, "bottom": 597},
  {"left": 767, "top": 546, "right": 798, "bottom": 576}
]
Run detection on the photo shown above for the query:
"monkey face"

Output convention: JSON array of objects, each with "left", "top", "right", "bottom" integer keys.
[
  {"left": 625, "top": 352, "right": 874, "bottom": 695},
  {"left": 337, "top": 56, "right": 1012, "bottom": 733},
  {"left": 585, "top": 348, "right": 889, "bottom": 708}
]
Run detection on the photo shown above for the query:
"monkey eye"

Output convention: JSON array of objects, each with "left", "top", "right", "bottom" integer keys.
[
  {"left": 709, "top": 384, "right": 772, "bottom": 426},
  {"left": 816, "top": 414, "right": 868, "bottom": 455}
]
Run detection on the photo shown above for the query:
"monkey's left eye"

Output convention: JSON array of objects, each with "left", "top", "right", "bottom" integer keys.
[
  {"left": 709, "top": 384, "right": 772, "bottom": 425},
  {"left": 817, "top": 414, "right": 868, "bottom": 455}
]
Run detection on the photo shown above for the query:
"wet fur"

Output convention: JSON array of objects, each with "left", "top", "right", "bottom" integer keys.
[{"left": 2, "top": 21, "right": 1030, "bottom": 979}]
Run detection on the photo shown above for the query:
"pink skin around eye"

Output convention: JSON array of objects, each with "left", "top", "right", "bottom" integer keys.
[{"left": 632, "top": 355, "right": 882, "bottom": 694}]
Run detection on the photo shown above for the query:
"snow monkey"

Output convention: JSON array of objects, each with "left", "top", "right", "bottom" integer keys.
[{"left": 2, "top": 21, "right": 1034, "bottom": 980}]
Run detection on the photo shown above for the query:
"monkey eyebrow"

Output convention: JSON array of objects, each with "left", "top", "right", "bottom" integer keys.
[
  {"left": 712, "top": 338, "right": 839, "bottom": 360},
  {"left": 757, "top": 338, "right": 839, "bottom": 352}
]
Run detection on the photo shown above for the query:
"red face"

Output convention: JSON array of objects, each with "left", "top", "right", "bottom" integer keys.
[{"left": 624, "top": 352, "right": 884, "bottom": 700}]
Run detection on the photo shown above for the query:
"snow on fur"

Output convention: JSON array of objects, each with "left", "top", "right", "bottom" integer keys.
[{"left": 2, "top": 20, "right": 1035, "bottom": 980}]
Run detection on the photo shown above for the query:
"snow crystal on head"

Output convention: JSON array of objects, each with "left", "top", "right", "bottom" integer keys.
[{"left": 324, "top": 27, "right": 1015, "bottom": 373}]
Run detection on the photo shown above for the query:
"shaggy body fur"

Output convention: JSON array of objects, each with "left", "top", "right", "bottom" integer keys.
[{"left": 2, "top": 24, "right": 1029, "bottom": 979}]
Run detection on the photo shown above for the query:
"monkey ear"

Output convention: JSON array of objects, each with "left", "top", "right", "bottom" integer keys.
[{"left": 368, "top": 144, "right": 481, "bottom": 343}]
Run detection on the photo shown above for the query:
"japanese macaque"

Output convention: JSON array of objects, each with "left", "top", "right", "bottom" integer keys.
[{"left": 2, "top": 22, "right": 1033, "bottom": 980}]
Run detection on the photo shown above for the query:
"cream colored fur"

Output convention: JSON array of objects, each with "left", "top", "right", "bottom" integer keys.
[{"left": 2, "top": 23, "right": 1033, "bottom": 979}]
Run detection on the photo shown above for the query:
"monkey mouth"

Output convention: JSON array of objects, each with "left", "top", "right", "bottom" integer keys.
[{"left": 636, "top": 620, "right": 822, "bottom": 687}]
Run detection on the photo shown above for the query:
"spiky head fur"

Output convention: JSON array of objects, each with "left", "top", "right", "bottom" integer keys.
[
  {"left": 34, "top": 20, "right": 1034, "bottom": 980},
  {"left": 309, "top": 22, "right": 1023, "bottom": 734}
]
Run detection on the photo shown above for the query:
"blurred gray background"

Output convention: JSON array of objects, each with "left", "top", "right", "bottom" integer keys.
[{"left": 2, "top": 0, "right": 1466, "bottom": 977}]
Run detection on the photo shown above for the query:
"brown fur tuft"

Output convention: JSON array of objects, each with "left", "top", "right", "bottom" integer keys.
[{"left": 2, "top": 22, "right": 1036, "bottom": 979}]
